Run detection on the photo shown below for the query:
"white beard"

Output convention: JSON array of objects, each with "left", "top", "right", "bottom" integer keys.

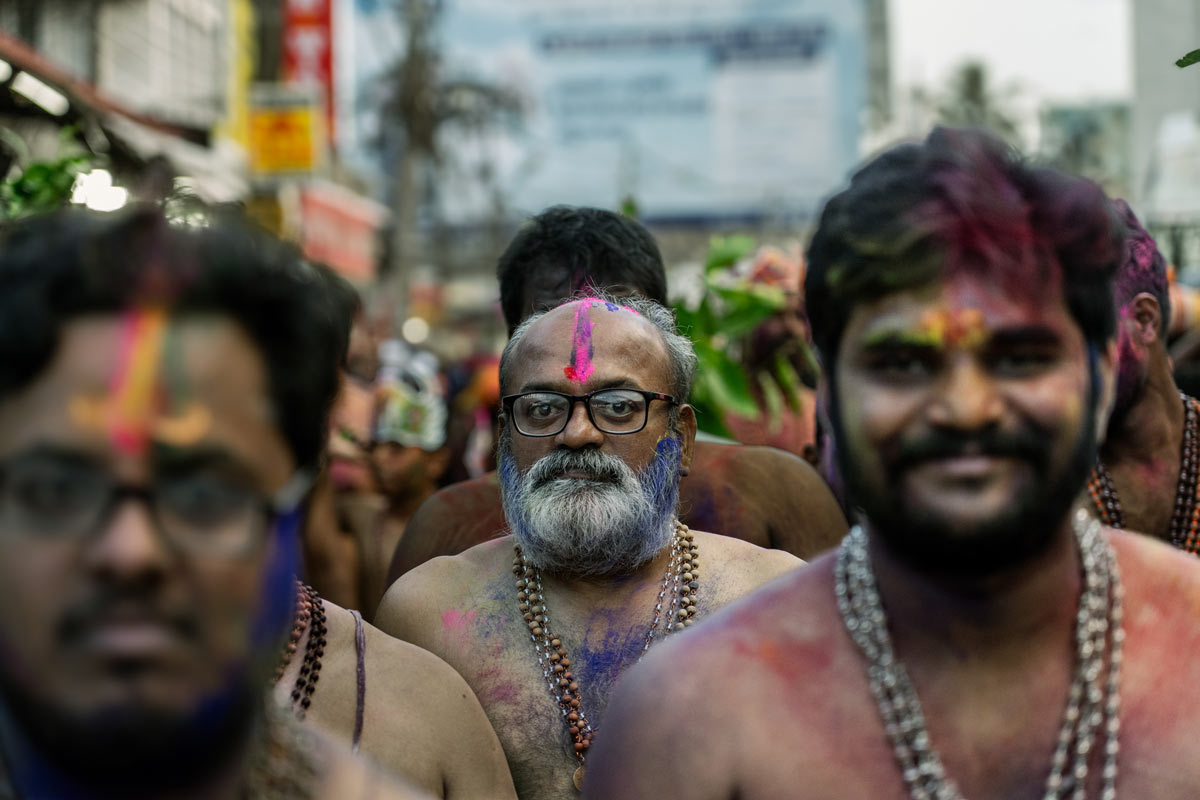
[{"left": 498, "top": 441, "right": 680, "bottom": 578}]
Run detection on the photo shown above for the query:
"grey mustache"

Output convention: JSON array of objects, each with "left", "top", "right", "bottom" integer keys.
[{"left": 527, "top": 449, "right": 627, "bottom": 487}]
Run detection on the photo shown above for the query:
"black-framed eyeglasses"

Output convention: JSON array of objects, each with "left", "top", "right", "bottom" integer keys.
[
  {"left": 0, "top": 457, "right": 313, "bottom": 558},
  {"left": 502, "top": 388, "right": 678, "bottom": 437}
]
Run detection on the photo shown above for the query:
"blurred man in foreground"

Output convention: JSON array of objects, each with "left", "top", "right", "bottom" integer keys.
[
  {"left": 1085, "top": 200, "right": 1200, "bottom": 553},
  {"left": 587, "top": 129, "right": 1200, "bottom": 798},
  {"left": 387, "top": 206, "right": 847, "bottom": 581},
  {"left": 0, "top": 207, "right": 510, "bottom": 799},
  {"left": 376, "top": 296, "right": 801, "bottom": 799}
]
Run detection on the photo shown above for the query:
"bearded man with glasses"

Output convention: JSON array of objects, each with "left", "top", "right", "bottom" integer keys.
[
  {"left": 0, "top": 206, "right": 514, "bottom": 799},
  {"left": 376, "top": 295, "right": 803, "bottom": 800}
]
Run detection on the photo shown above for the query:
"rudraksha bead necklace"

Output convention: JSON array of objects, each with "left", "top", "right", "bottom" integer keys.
[
  {"left": 836, "top": 509, "right": 1123, "bottom": 800},
  {"left": 1088, "top": 391, "right": 1200, "bottom": 552},
  {"left": 513, "top": 519, "right": 699, "bottom": 792},
  {"left": 272, "top": 579, "right": 328, "bottom": 720}
]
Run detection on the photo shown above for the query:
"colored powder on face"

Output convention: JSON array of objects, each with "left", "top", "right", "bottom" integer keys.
[
  {"left": 561, "top": 298, "right": 643, "bottom": 384},
  {"left": 109, "top": 308, "right": 169, "bottom": 455},
  {"left": 919, "top": 308, "right": 987, "bottom": 350},
  {"left": 70, "top": 311, "right": 214, "bottom": 451},
  {"left": 563, "top": 300, "right": 597, "bottom": 384},
  {"left": 252, "top": 509, "right": 303, "bottom": 647},
  {"left": 864, "top": 308, "right": 989, "bottom": 352}
]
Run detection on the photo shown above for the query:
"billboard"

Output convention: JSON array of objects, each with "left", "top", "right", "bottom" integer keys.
[
  {"left": 438, "top": 0, "right": 866, "bottom": 223},
  {"left": 283, "top": 0, "right": 335, "bottom": 141},
  {"left": 248, "top": 83, "right": 324, "bottom": 177}
]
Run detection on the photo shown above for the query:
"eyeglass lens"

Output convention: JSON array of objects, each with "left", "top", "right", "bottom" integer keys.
[
  {"left": 0, "top": 457, "right": 267, "bottom": 555},
  {"left": 513, "top": 390, "right": 649, "bottom": 435}
]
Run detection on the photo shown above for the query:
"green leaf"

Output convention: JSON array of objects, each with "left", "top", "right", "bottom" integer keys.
[
  {"left": 1178, "top": 49, "right": 1200, "bottom": 68},
  {"left": 708, "top": 283, "right": 786, "bottom": 338},
  {"left": 757, "top": 369, "right": 785, "bottom": 429},
  {"left": 692, "top": 340, "right": 760, "bottom": 419},
  {"left": 772, "top": 351, "right": 804, "bottom": 412},
  {"left": 704, "top": 234, "right": 756, "bottom": 275}
]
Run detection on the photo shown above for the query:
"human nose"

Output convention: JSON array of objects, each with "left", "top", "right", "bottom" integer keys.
[
  {"left": 82, "top": 498, "right": 172, "bottom": 585},
  {"left": 557, "top": 397, "right": 605, "bottom": 449},
  {"left": 926, "top": 355, "right": 1004, "bottom": 431}
]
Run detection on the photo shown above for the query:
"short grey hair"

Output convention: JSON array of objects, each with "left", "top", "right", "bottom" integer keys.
[{"left": 499, "top": 293, "right": 698, "bottom": 407}]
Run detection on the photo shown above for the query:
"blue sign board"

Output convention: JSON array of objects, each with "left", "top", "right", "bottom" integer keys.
[{"left": 438, "top": 0, "right": 866, "bottom": 223}]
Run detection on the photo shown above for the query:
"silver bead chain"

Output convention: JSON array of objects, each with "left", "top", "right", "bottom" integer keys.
[{"left": 835, "top": 509, "right": 1123, "bottom": 800}]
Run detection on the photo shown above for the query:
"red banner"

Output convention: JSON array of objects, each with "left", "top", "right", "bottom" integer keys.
[{"left": 282, "top": 0, "right": 334, "bottom": 142}]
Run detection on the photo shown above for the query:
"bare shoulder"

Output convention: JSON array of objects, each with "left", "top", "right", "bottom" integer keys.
[
  {"left": 692, "top": 442, "right": 848, "bottom": 558},
  {"left": 1110, "top": 529, "right": 1200, "bottom": 656},
  {"left": 692, "top": 529, "right": 805, "bottom": 605},
  {"left": 386, "top": 475, "right": 505, "bottom": 583},
  {"left": 1061, "top": 530, "right": 1200, "bottom": 794},
  {"left": 376, "top": 537, "right": 512, "bottom": 641},
  {"left": 583, "top": 555, "right": 845, "bottom": 799},
  {"left": 696, "top": 442, "right": 818, "bottom": 488}
]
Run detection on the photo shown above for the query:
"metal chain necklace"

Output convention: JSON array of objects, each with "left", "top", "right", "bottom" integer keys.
[
  {"left": 513, "top": 519, "right": 699, "bottom": 792},
  {"left": 835, "top": 509, "right": 1124, "bottom": 800},
  {"left": 1088, "top": 392, "right": 1200, "bottom": 552}
]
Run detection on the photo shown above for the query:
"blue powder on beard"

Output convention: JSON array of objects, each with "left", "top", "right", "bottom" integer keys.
[
  {"left": 499, "top": 437, "right": 684, "bottom": 553},
  {"left": 190, "top": 509, "right": 301, "bottom": 727},
  {"left": 252, "top": 510, "right": 302, "bottom": 647},
  {"left": 646, "top": 437, "right": 682, "bottom": 506}
]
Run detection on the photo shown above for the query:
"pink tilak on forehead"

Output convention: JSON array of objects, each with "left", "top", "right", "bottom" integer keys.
[
  {"left": 560, "top": 298, "right": 641, "bottom": 384},
  {"left": 108, "top": 308, "right": 169, "bottom": 455},
  {"left": 563, "top": 302, "right": 595, "bottom": 384}
]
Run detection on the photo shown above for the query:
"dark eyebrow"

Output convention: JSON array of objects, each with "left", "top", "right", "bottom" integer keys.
[
  {"left": 858, "top": 330, "right": 943, "bottom": 350},
  {"left": 2, "top": 444, "right": 104, "bottom": 467},
  {"left": 151, "top": 445, "right": 257, "bottom": 482}
]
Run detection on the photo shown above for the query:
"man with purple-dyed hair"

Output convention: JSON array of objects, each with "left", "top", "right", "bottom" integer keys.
[
  {"left": 1083, "top": 200, "right": 1200, "bottom": 552},
  {"left": 376, "top": 294, "right": 801, "bottom": 800},
  {"left": 586, "top": 129, "right": 1200, "bottom": 799}
]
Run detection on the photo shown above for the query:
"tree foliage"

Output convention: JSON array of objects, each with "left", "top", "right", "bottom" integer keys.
[
  {"left": 673, "top": 236, "right": 815, "bottom": 438},
  {"left": 928, "top": 61, "right": 1023, "bottom": 146},
  {"left": 0, "top": 153, "right": 90, "bottom": 220}
]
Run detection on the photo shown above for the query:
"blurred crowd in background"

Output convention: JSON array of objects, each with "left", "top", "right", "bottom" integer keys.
[{"left": 4, "top": 0, "right": 1200, "bottom": 615}]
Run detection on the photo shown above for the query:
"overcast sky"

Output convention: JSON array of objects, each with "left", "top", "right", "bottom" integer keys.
[{"left": 890, "top": 0, "right": 1130, "bottom": 103}]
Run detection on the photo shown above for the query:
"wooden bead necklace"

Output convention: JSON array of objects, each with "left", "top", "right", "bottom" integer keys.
[
  {"left": 1088, "top": 392, "right": 1200, "bottom": 553},
  {"left": 273, "top": 579, "right": 328, "bottom": 719},
  {"left": 513, "top": 519, "right": 698, "bottom": 792}
]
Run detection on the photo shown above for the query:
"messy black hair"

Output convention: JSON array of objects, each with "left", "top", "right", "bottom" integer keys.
[
  {"left": 0, "top": 205, "right": 344, "bottom": 470},
  {"left": 805, "top": 127, "right": 1126, "bottom": 368},
  {"left": 497, "top": 205, "right": 667, "bottom": 336}
]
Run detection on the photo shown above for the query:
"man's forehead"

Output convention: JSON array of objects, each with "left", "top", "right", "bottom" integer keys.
[
  {"left": 0, "top": 313, "right": 277, "bottom": 458},
  {"left": 850, "top": 276, "right": 1073, "bottom": 341},
  {"left": 511, "top": 299, "right": 666, "bottom": 386}
]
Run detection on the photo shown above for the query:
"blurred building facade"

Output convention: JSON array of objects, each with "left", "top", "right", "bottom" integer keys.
[
  {"left": 0, "top": 0, "right": 246, "bottom": 202},
  {"left": 1039, "top": 101, "right": 1131, "bottom": 200},
  {"left": 1131, "top": 0, "right": 1200, "bottom": 276}
]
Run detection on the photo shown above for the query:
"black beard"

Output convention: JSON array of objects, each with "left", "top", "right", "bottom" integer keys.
[
  {"left": 0, "top": 670, "right": 262, "bottom": 799},
  {"left": 832, "top": 388, "right": 1099, "bottom": 580}
]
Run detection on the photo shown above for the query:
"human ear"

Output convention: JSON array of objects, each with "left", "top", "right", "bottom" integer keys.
[{"left": 1131, "top": 293, "right": 1163, "bottom": 346}]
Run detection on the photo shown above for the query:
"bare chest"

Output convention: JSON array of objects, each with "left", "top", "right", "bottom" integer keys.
[{"left": 443, "top": 610, "right": 664, "bottom": 799}]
